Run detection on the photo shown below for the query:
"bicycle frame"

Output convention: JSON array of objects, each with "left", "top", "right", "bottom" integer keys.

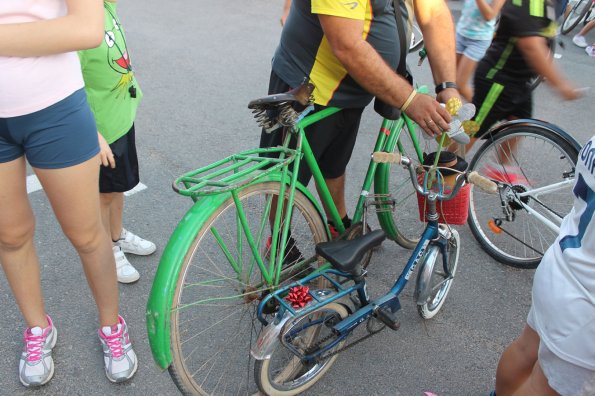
[
  {"left": 294, "top": 107, "right": 424, "bottom": 234},
  {"left": 252, "top": 170, "right": 466, "bottom": 361},
  {"left": 509, "top": 179, "right": 575, "bottom": 233},
  {"left": 146, "top": 87, "right": 428, "bottom": 370}
]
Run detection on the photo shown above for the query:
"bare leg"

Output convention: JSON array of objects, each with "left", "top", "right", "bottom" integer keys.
[
  {"left": 496, "top": 324, "right": 540, "bottom": 395},
  {"left": 100, "top": 192, "right": 124, "bottom": 242},
  {"left": 511, "top": 360, "right": 559, "bottom": 396},
  {"left": 576, "top": 19, "right": 595, "bottom": 37},
  {"left": 456, "top": 54, "right": 478, "bottom": 103},
  {"left": 35, "top": 155, "right": 118, "bottom": 327},
  {"left": 316, "top": 174, "right": 347, "bottom": 221},
  {"left": 0, "top": 157, "right": 48, "bottom": 329}
]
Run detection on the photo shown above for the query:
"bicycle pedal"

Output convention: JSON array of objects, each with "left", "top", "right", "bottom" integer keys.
[{"left": 374, "top": 307, "right": 400, "bottom": 331}]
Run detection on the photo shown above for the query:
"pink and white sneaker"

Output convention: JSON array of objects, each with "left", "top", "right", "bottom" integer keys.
[
  {"left": 19, "top": 315, "right": 57, "bottom": 387},
  {"left": 98, "top": 315, "right": 138, "bottom": 383}
]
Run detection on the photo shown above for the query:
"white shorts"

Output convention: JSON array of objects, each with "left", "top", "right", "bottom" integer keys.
[{"left": 527, "top": 307, "right": 595, "bottom": 396}]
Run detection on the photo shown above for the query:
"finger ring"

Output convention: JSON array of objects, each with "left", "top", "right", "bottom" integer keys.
[{"left": 427, "top": 119, "right": 434, "bottom": 124}]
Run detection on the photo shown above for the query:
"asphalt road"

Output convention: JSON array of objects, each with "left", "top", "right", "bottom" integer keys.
[{"left": 1, "top": 1, "right": 594, "bottom": 395}]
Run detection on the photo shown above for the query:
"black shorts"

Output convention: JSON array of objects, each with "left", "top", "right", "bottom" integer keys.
[
  {"left": 259, "top": 72, "right": 364, "bottom": 186},
  {"left": 99, "top": 124, "right": 140, "bottom": 193},
  {"left": 472, "top": 76, "right": 533, "bottom": 138}
]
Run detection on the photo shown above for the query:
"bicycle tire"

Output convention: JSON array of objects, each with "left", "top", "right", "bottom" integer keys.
[
  {"left": 254, "top": 302, "right": 349, "bottom": 396},
  {"left": 167, "top": 181, "right": 327, "bottom": 395},
  {"left": 416, "top": 228, "right": 460, "bottom": 319},
  {"left": 467, "top": 125, "right": 578, "bottom": 269},
  {"left": 561, "top": 0, "right": 591, "bottom": 34},
  {"left": 374, "top": 129, "right": 425, "bottom": 249}
]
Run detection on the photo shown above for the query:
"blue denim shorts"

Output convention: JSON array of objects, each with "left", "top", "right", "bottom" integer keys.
[
  {"left": 456, "top": 32, "right": 492, "bottom": 62},
  {"left": 0, "top": 89, "right": 99, "bottom": 169}
]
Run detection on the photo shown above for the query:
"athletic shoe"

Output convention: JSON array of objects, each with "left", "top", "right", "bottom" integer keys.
[
  {"left": 113, "top": 246, "right": 140, "bottom": 284},
  {"left": 19, "top": 315, "right": 57, "bottom": 387},
  {"left": 327, "top": 223, "right": 341, "bottom": 240},
  {"left": 98, "top": 315, "right": 138, "bottom": 383},
  {"left": 484, "top": 165, "right": 530, "bottom": 186},
  {"left": 573, "top": 34, "right": 588, "bottom": 48},
  {"left": 115, "top": 228, "right": 156, "bottom": 256},
  {"left": 586, "top": 45, "right": 595, "bottom": 57}
]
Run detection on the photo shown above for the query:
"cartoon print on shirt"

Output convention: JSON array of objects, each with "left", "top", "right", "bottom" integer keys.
[{"left": 104, "top": 8, "right": 135, "bottom": 98}]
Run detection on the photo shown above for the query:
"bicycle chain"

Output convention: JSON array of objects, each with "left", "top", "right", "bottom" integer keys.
[{"left": 303, "top": 319, "right": 386, "bottom": 363}]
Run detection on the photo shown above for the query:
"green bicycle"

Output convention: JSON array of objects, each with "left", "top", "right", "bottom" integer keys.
[{"left": 146, "top": 83, "right": 450, "bottom": 395}]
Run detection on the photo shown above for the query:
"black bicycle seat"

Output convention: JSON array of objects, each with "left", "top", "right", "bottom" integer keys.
[
  {"left": 316, "top": 230, "right": 385, "bottom": 273},
  {"left": 247, "top": 82, "right": 314, "bottom": 111}
]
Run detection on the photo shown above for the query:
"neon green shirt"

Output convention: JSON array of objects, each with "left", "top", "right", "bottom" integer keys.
[{"left": 79, "top": 2, "right": 142, "bottom": 144}]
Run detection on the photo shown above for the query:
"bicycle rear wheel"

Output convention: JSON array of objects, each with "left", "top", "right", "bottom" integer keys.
[
  {"left": 167, "top": 182, "right": 327, "bottom": 395},
  {"left": 254, "top": 302, "right": 349, "bottom": 396},
  {"left": 468, "top": 126, "right": 578, "bottom": 268},
  {"left": 561, "top": 0, "right": 591, "bottom": 34}
]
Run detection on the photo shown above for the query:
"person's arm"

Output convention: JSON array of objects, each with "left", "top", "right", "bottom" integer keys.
[
  {"left": 319, "top": 14, "right": 451, "bottom": 136},
  {"left": 281, "top": 0, "right": 292, "bottom": 26},
  {"left": 0, "top": 0, "right": 104, "bottom": 57},
  {"left": 475, "top": 0, "right": 506, "bottom": 21},
  {"left": 413, "top": 0, "right": 461, "bottom": 104},
  {"left": 98, "top": 133, "right": 116, "bottom": 169},
  {"left": 516, "top": 36, "right": 581, "bottom": 100}
]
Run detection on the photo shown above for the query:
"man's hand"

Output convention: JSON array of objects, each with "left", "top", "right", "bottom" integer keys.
[
  {"left": 436, "top": 87, "right": 462, "bottom": 107},
  {"left": 404, "top": 93, "right": 452, "bottom": 137},
  {"left": 98, "top": 133, "right": 116, "bottom": 169}
]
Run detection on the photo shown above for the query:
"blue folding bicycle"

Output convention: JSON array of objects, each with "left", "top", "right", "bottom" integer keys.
[{"left": 251, "top": 151, "right": 497, "bottom": 395}]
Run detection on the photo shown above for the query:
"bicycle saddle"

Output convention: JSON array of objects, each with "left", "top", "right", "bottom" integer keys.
[
  {"left": 247, "top": 82, "right": 314, "bottom": 111},
  {"left": 316, "top": 230, "right": 386, "bottom": 273}
]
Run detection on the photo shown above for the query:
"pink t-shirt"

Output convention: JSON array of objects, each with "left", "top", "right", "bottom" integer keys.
[{"left": 0, "top": 0, "right": 84, "bottom": 117}]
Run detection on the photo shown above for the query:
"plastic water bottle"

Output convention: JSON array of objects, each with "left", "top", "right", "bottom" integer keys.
[{"left": 421, "top": 103, "right": 476, "bottom": 145}]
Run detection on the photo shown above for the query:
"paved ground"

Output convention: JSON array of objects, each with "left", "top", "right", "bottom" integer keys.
[{"left": 1, "top": 1, "right": 594, "bottom": 395}]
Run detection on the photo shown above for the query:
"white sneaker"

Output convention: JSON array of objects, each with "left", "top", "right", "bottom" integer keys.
[
  {"left": 115, "top": 228, "right": 156, "bottom": 256},
  {"left": 113, "top": 246, "right": 140, "bottom": 284},
  {"left": 98, "top": 315, "right": 138, "bottom": 383},
  {"left": 19, "top": 315, "right": 57, "bottom": 387},
  {"left": 573, "top": 35, "right": 588, "bottom": 48}
]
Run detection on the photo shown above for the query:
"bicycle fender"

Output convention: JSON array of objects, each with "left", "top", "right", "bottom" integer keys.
[
  {"left": 146, "top": 191, "right": 231, "bottom": 369},
  {"left": 484, "top": 119, "right": 583, "bottom": 153},
  {"left": 145, "top": 174, "right": 324, "bottom": 370},
  {"left": 251, "top": 311, "right": 294, "bottom": 361},
  {"left": 414, "top": 245, "right": 440, "bottom": 305}
]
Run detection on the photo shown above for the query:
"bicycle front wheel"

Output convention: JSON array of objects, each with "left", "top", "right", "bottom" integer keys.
[
  {"left": 416, "top": 228, "right": 460, "bottom": 319},
  {"left": 468, "top": 126, "right": 578, "bottom": 268},
  {"left": 168, "top": 182, "right": 327, "bottom": 395},
  {"left": 562, "top": 0, "right": 591, "bottom": 34},
  {"left": 254, "top": 302, "right": 349, "bottom": 396}
]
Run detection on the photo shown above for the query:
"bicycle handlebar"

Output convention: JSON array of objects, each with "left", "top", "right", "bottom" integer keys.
[{"left": 372, "top": 151, "right": 497, "bottom": 199}]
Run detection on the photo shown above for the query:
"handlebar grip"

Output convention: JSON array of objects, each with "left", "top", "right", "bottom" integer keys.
[
  {"left": 468, "top": 171, "right": 498, "bottom": 193},
  {"left": 372, "top": 152, "right": 402, "bottom": 164}
]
